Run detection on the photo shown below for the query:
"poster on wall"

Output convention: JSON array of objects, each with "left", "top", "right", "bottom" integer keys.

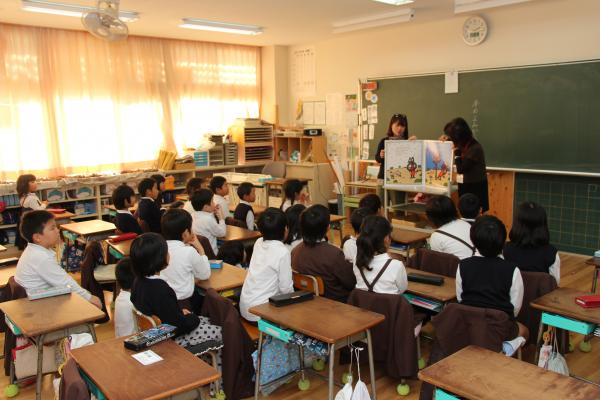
[{"left": 384, "top": 140, "right": 453, "bottom": 195}]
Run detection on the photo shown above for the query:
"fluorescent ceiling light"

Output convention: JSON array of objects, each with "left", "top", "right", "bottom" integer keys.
[
  {"left": 372, "top": 0, "right": 414, "bottom": 5},
  {"left": 21, "top": 0, "right": 139, "bottom": 22},
  {"left": 333, "top": 8, "right": 414, "bottom": 34},
  {"left": 179, "top": 18, "right": 263, "bottom": 35},
  {"left": 455, "top": 0, "right": 532, "bottom": 14}
]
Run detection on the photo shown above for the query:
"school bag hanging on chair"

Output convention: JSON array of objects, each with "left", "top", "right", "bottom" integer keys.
[
  {"left": 335, "top": 344, "right": 355, "bottom": 400},
  {"left": 351, "top": 346, "right": 371, "bottom": 400}
]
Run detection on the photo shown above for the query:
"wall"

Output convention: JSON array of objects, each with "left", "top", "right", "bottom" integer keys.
[
  {"left": 288, "top": 0, "right": 600, "bottom": 121},
  {"left": 261, "top": 45, "right": 290, "bottom": 126}
]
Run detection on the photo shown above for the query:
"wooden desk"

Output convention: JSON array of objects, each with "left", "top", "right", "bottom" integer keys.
[
  {"left": 264, "top": 178, "right": 311, "bottom": 207},
  {"left": 585, "top": 257, "right": 600, "bottom": 293},
  {"left": 219, "top": 225, "right": 262, "bottom": 243},
  {"left": 107, "top": 238, "right": 134, "bottom": 259},
  {"left": 342, "top": 180, "right": 380, "bottom": 218},
  {"left": 389, "top": 228, "right": 431, "bottom": 258},
  {"left": 0, "top": 294, "right": 104, "bottom": 399},
  {"left": 61, "top": 220, "right": 116, "bottom": 240},
  {"left": 48, "top": 210, "right": 76, "bottom": 220},
  {"left": 0, "top": 244, "right": 6, "bottom": 252},
  {"left": 0, "top": 264, "right": 17, "bottom": 288},
  {"left": 104, "top": 204, "right": 137, "bottom": 217},
  {"left": 329, "top": 214, "right": 346, "bottom": 244},
  {"left": 419, "top": 345, "right": 600, "bottom": 400},
  {"left": 405, "top": 267, "right": 456, "bottom": 304},
  {"left": 196, "top": 263, "right": 247, "bottom": 296},
  {"left": 71, "top": 337, "right": 220, "bottom": 400},
  {"left": 249, "top": 297, "right": 384, "bottom": 400},
  {"left": 176, "top": 193, "right": 189, "bottom": 202}
]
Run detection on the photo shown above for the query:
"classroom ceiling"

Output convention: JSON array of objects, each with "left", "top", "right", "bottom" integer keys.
[{"left": 0, "top": 0, "right": 538, "bottom": 46}]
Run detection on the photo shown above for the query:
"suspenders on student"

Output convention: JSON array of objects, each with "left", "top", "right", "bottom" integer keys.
[
  {"left": 435, "top": 230, "right": 476, "bottom": 256},
  {"left": 358, "top": 259, "right": 393, "bottom": 292}
]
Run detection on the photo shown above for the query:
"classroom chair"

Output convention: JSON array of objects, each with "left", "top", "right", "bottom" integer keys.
[
  {"left": 407, "top": 248, "right": 459, "bottom": 278},
  {"left": 137, "top": 218, "right": 151, "bottom": 233},
  {"left": 3, "top": 277, "right": 27, "bottom": 377},
  {"left": 348, "top": 288, "right": 425, "bottom": 396},
  {"left": 196, "top": 235, "right": 217, "bottom": 259},
  {"left": 292, "top": 271, "right": 325, "bottom": 296},
  {"left": 59, "top": 358, "right": 89, "bottom": 400},
  {"left": 261, "top": 161, "right": 286, "bottom": 178},
  {"left": 80, "top": 241, "right": 112, "bottom": 324}
]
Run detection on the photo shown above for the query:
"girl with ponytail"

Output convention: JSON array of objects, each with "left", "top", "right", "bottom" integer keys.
[{"left": 354, "top": 215, "right": 408, "bottom": 295}]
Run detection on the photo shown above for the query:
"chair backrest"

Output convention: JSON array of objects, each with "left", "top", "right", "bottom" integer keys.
[
  {"left": 196, "top": 235, "right": 216, "bottom": 259},
  {"left": 137, "top": 218, "right": 151, "bottom": 233},
  {"left": 519, "top": 271, "right": 558, "bottom": 345},
  {"left": 292, "top": 271, "right": 325, "bottom": 296},
  {"left": 261, "top": 161, "right": 286, "bottom": 178},
  {"left": 131, "top": 306, "right": 161, "bottom": 333},
  {"left": 411, "top": 248, "right": 460, "bottom": 278},
  {"left": 225, "top": 217, "right": 247, "bottom": 229}
]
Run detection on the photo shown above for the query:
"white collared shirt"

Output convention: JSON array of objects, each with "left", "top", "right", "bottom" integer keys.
[
  {"left": 114, "top": 290, "right": 135, "bottom": 337},
  {"left": 240, "top": 239, "right": 294, "bottom": 322},
  {"left": 160, "top": 240, "right": 211, "bottom": 300},
  {"left": 343, "top": 236, "right": 357, "bottom": 264},
  {"left": 21, "top": 193, "right": 46, "bottom": 210},
  {"left": 116, "top": 209, "right": 133, "bottom": 215},
  {"left": 141, "top": 196, "right": 154, "bottom": 202},
  {"left": 353, "top": 253, "right": 408, "bottom": 295},
  {"left": 214, "top": 194, "right": 231, "bottom": 219},
  {"left": 15, "top": 243, "right": 91, "bottom": 300},
  {"left": 429, "top": 219, "right": 475, "bottom": 260},
  {"left": 183, "top": 200, "right": 195, "bottom": 215},
  {"left": 192, "top": 210, "right": 226, "bottom": 254},
  {"left": 239, "top": 200, "right": 255, "bottom": 231},
  {"left": 285, "top": 238, "right": 302, "bottom": 252}
]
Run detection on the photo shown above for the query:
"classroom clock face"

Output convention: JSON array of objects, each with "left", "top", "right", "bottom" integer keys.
[{"left": 462, "top": 16, "right": 488, "bottom": 46}]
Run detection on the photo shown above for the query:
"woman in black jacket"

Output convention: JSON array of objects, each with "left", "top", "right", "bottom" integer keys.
[{"left": 375, "top": 113, "right": 415, "bottom": 180}]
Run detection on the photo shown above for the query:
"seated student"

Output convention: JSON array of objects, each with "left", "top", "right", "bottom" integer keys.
[
  {"left": 280, "top": 179, "right": 309, "bottom": 212},
  {"left": 112, "top": 183, "right": 142, "bottom": 235},
  {"left": 358, "top": 193, "right": 382, "bottom": 215},
  {"left": 217, "top": 241, "right": 246, "bottom": 268},
  {"left": 183, "top": 177, "right": 205, "bottom": 215},
  {"left": 137, "top": 178, "right": 162, "bottom": 233},
  {"left": 426, "top": 195, "right": 475, "bottom": 260},
  {"left": 343, "top": 207, "right": 373, "bottom": 264},
  {"left": 234, "top": 182, "right": 256, "bottom": 230},
  {"left": 354, "top": 215, "right": 407, "bottom": 294},
  {"left": 458, "top": 193, "right": 481, "bottom": 224},
  {"left": 160, "top": 209, "right": 211, "bottom": 312},
  {"left": 291, "top": 205, "right": 356, "bottom": 303},
  {"left": 15, "top": 210, "right": 102, "bottom": 309},
  {"left": 210, "top": 176, "right": 232, "bottom": 219},
  {"left": 151, "top": 174, "right": 166, "bottom": 208},
  {"left": 130, "top": 233, "right": 222, "bottom": 347},
  {"left": 240, "top": 208, "right": 294, "bottom": 323},
  {"left": 114, "top": 257, "right": 136, "bottom": 337},
  {"left": 503, "top": 202, "right": 560, "bottom": 285},
  {"left": 284, "top": 204, "right": 305, "bottom": 252},
  {"left": 191, "top": 189, "right": 226, "bottom": 255},
  {"left": 456, "top": 216, "right": 528, "bottom": 340}
]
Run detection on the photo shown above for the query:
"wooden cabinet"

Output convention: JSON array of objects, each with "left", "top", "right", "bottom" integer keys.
[
  {"left": 285, "top": 162, "right": 336, "bottom": 206},
  {"left": 274, "top": 135, "right": 328, "bottom": 164}
]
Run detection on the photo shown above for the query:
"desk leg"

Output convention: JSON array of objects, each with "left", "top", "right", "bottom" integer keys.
[
  {"left": 592, "top": 267, "right": 599, "bottom": 293},
  {"left": 366, "top": 329, "right": 377, "bottom": 400},
  {"left": 534, "top": 319, "right": 545, "bottom": 365},
  {"left": 254, "top": 331, "right": 264, "bottom": 400},
  {"left": 87, "top": 323, "right": 98, "bottom": 343},
  {"left": 328, "top": 342, "right": 336, "bottom": 400},
  {"left": 338, "top": 225, "right": 343, "bottom": 246},
  {"left": 35, "top": 334, "right": 44, "bottom": 400}
]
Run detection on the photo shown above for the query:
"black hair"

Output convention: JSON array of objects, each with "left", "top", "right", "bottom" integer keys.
[
  {"left": 190, "top": 189, "right": 214, "bottom": 212},
  {"left": 16, "top": 174, "right": 36, "bottom": 198},
  {"left": 115, "top": 257, "right": 135, "bottom": 290},
  {"left": 129, "top": 233, "right": 169, "bottom": 277},
  {"left": 186, "top": 177, "right": 205, "bottom": 196},
  {"left": 426, "top": 195, "right": 458, "bottom": 228},
  {"left": 351, "top": 207, "right": 373, "bottom": 234},
  {"left": 151, "top": 174, "right": 165, "bottom": 185},
  {"left": 471, "top": 215, "right": 507, "bottom": 257},
  {"left": 284, "top": 204, "right": 306, "bottom": 245},
  {"left": 20, "top": 210, "right": 54, "bottom": 243},
  {"left": 237, "top": 182, "right": 254, "bottom": 200},
  {"left": 209, "top": 176, "right": 227, "bottom": 193},
  {"left": 358, "top": 194, "right": 382, "bottom": 215},
  {"left": 217, "top": 241, "right": 245, "bottom": 266},
  {"left": 458, "top": 193, "right": 481, "bottom": 219},
  {"left": 444, "top": 117, "right": 473, "bottom": 148},
  {"left": 281, "top": 179, "right": 304, "bottom": 209},
  {"left": 161, "top": 208, "right": 192, "bottom": 241},
  {"left": 356, "top": 215, "right": 392, "bottom": 271},
  {"left": 138, "top": 178, "right": 157, "bottom": 197},
  {"left": 112, "top": 184, "right": 135, "bottom": 210},
  {"left": 300, "top": 204, "right": 329, "bottom": 247},
  {"left": 386, "top": 113, "right": 409, "bottom": 139},
  {"left": 257, "top": 207, "right": 287, "bottom": 241},
  {"left": 509, "top": 201, "right": 550, "bottom": 248}
]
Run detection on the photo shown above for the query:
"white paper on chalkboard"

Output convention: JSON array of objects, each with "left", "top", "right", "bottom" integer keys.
[
  {"left": 362, "top": 141, "right": 370, "bottom": 160},
  {"left": 362, "top": 124, "right": 369, "bottom": 141},
  {"left": 367, "top": 104, "right": 378, "bottom": 124},
  {"left": 361, "top": 108, "right": 367, "bottom": 122},
  {"left": 368, "top": 124, "right": 375, "bottom": 140},
  {"left": 445, "top": 71, "right": 459, "bottom": 94}
]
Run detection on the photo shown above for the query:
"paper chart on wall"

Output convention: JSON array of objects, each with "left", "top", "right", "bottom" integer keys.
[
  {"left": 314, "top": 101, "right": 326, "bottom": 125},
  {"left": 291, "top": 46, "right": 316, "bottom": 96},
  {"left": 303, "top": 102, "right": 315, "bottom": 125}
]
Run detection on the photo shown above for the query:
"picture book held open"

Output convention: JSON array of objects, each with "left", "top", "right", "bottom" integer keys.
[{"left": 384, "top": 140, "right": 453, "bottom": 195}]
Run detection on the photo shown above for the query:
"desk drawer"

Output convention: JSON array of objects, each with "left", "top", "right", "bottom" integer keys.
[{"left": 541, "top": 312, "right": 596, "bottom": 335}]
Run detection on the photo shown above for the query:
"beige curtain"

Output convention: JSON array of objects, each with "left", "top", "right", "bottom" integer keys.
[{"left": 0, "top": 23, "right": 260, "bottom": 181}]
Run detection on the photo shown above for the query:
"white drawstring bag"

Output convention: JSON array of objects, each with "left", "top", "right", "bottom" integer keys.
[
  {"left": 335, "top": 345, "right": 354, "bottom": 400},
  {"left": 547, "top": 332, "right": 569, "bottom": 376},
  {"left": 351, "top": 347, "right": 371, "bottom": 400}
]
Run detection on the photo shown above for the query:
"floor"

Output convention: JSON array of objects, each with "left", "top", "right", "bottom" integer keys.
[{"left": 1, "top": 237, "right": 599, "bottom": 399}]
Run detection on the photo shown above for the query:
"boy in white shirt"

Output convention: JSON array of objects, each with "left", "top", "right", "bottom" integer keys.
[
  {"left": 15, "top": 210, "right": 102, "bottom": 309},
  {"left": 160, "top": 208, "right": 211, "bottom": 312},
  {"left": 183, "top": 177, "right": 205, "bottom": 215},
  {"left": 209, "top": 176, "right": 232, "bottom": 219},
  {"left": 114, "top": 257, "right": 136, "bottom": 337},
  {"left": 240, "top": 208, "right": 294, "bottom": 322},
  {"left": 343, "top": 207, "right": 373, "bottom": 264},
  {"left": 191, "top": 189, "right": 227, "bottom": 255},
  {"left": 426, "top": 195, "right": 476, "bottom": 260}
]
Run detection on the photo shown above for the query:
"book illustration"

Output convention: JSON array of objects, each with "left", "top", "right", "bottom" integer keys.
[
  {"left": 425, "top": 141, "right": 453, "bottom": 188},
  {"left": 385, "top": 140, "right": 423, "bottom": 185}
]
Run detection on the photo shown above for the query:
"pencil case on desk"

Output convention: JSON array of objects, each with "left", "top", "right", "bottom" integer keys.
[
  {"left": 269, "top": 290, "right": 314, "bottom": 307},
  {"left": 209, "top": 260, "right": 223, "bottom": 269}
]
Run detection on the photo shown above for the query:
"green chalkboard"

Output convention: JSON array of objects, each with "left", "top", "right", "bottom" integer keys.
[{"left": 367, "top": 61, "right": 600, "bottom": 173}]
